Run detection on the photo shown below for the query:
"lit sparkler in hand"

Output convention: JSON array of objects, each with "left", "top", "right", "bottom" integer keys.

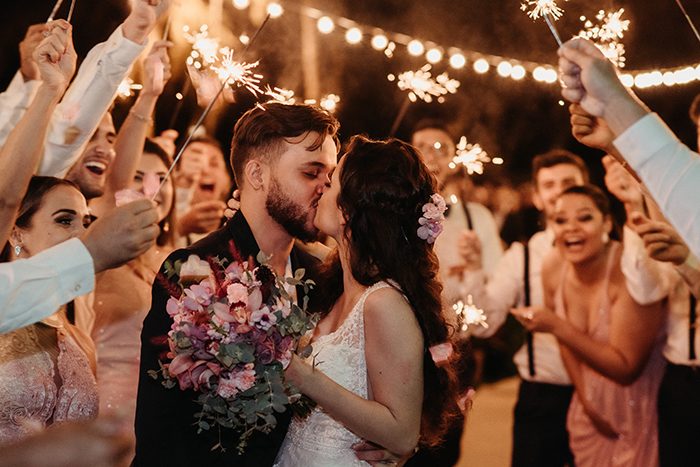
[
  {"left": 116, "top": 77, "right": 143, "bottom": 99},
  {"left": 521, "top": 0, "right": 568, "bottom": 46},
  {"left": 388, "top": 64, "right": 460, "bottom": 104},
  {"left": 211, "top": 47, "right": 264, "bottom": 97},
  {"left": 454, "top": 295, "right": 489, "bottom": 332},
  {"left": 449, "top": 137, "right": 503, "bottom": 175},
  {"left": 578, "top": 9, "right": 629, "bottom": 68}
]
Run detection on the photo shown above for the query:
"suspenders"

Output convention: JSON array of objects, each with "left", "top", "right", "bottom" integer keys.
[
  {"left": 690, "top": 293, "right": 697, "bottom": 361},
  {"left": 523, "top": 241, "right": 535, "bottom": 377}
]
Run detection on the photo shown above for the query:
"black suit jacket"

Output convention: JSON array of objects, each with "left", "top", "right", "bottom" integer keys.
[{"left": 133, "top": 212, "right": 322, "bottom": 467}]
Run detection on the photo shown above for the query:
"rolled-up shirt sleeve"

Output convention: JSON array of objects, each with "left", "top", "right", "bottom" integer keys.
[
  {"left": 39, "top": 26, "right": 146, "bottom": 177},
  {"left": 614, "top": 113, "right": 700, "bottom": 257},
  {"left": 620, "top": 225, "right": 672, "bottom": 305},
  {"left": 0, "top": 71, "right": 42, "bottom": 146},
  {"left": 0, "top": 238, "right": 95, "bottom": 334}
]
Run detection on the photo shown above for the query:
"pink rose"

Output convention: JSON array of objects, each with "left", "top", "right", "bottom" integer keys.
[
  {"left": 217, "top": 375, "right": 239, "bottom": 399},
  {"left": 250, "top": 306, "right": 277, "bottom": 331},
  {"left": 232, "top": 363, "right": 256, "bottom": 392},
  {"left": 227, "top": 283, "right": 249, "bottom": 306}
]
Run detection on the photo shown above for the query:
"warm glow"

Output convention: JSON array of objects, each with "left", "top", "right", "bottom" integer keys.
[
  {"left": 473, "top": 58, "right": 490, "bottom": 74},
  {"left": 371, "top": 34, "right": 389, "bottom": 50},
  {"left": 426, "top": 48, "right": 443, "bottom": 64},
  {"left": 267, "top": 2, "right": 283, "bottom": 18},
  {"left": 449, "top": 53, "right": 466, "bottom": 69},
  {"left": 232, "top": 0, "right": 250, "bottom": 10},
  {"left": 497, "top": 61, "right": 513, "bottom": 77},
  {"left": 511, "top": 65, "right": 526, "bottom": 80},
  {"left": 317, "top": 16, "right": 334, "bottom": 34},
  {"left": 407, "top": 39, "right": 425, "bottom": 56},
  {"left": 345, "top": 27, "right": 362, "bottom": 44}
]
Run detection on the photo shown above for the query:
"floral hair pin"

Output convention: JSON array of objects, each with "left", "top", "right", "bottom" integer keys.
[
  {"left": 417, "top": 193, "right": 447, "bottom": 244},
  {"left": 428, "top": 341, "right": 454, "bottom": 366}
]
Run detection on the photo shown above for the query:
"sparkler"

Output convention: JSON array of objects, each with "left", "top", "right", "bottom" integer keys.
[
  {"left": 388, "top": 65, "right": 460, "bottom": 136},
  {"left": 454, "top": 295, "right": 489, "bottom": 332},
  {"left": 674, "top": 0, "right": 700, "bottom": 46},
  {"left": 211, "top": 47, "right": 264, "bottom": 97},
  {"left": 154, "top": 14, "right": 272, "bottom": 199},
  {"left": 47, "top": 0, "right": 65, "bottom": 21},
  {"left": 578, "top": 9, "right": 629, "bottom": 68},
  {"left": 66, "top": 0, "right": 76, "bottom": 23},
  {"left": 303, "top": 94, "right": 341, "bottom": 113},
  {"left": 449, "top": 136, "right": 502, "bottom": 175},
  {"left": 184, "top": 25, "right": 221, "bottom": 69},
  {"left": 263, "top": 85, "right": 296, "bottom": 104},
  {"left": 116, "top": 78, "right": 143, "bottom": 99},
  {"left": 521, "top": 0, "right": 568, "bottom": 47}
]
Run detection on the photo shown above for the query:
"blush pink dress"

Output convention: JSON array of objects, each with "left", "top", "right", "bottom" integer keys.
[
  {"left": 0, "top": 311, "right": 98, "bottom": 443},
  {"left": 555, "top": 243, "right": 666, "bottom": 467}
]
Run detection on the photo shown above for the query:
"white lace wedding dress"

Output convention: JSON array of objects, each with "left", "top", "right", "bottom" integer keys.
[{"left": 274, "top": 281, "right": 392, "bottom": 467}]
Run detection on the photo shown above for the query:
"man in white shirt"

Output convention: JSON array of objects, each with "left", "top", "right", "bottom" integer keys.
[
  {"left": 0, "top": 0, "right": 169, "bottom": 180},
  {"left": 1, "top": 199, "right": 160, "bottom": 334},
  {"left": 558, "top": 37, "right": 700, "bottom": 258},
  {"left": 463, "top": 150, "right": 588, "bottom": 467}
]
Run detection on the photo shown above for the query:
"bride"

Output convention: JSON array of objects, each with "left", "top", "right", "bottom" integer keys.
[{"left": 275, "top": 136, "right": 461, "bottom": 466}]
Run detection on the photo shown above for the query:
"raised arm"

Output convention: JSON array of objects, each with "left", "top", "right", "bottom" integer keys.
[
  {"left": 0, "top": 20, "right": 76, "bottom": 246},
  {"left": 39, "top": 0, "right": 170, "bottom": 177},
  {"left": 285, "top": 287, "right": 424, "bottom": 456}
]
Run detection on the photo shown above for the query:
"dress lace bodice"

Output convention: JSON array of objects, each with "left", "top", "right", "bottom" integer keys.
[
  {"left": 0, "top": 314, "right": 98, "bottom": 444},
  {"left": 275, "top": 281, "right": 392, "bottom": 467}
]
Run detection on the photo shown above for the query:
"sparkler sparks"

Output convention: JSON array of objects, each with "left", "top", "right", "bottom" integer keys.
[
  {"left": 388, "top": 65, "right": 460, "bottom": 104},
  {"left": 264, "top": 85, "right": 296, "bottom": 104},
  {"left": 211, "top": 47, "right": 264, "bottom": 97},
  {"left": 184, "top": 25, "right": 221, "bottom": 69},
  {"left": 304, "top": 94, "right": 341, "bottom": 113},
  {"left": 578, "top": 9, "right": 630, "bottom": 68},
  {"left": 520, "top": 0, "right": 566, "bottom": 20},
  {"left": 116, "top": 77, "right": 143, "bottom": 99},
  {"left": 454, "top": 295, "right": 489, "bottom": 332},
  {"left": 448, "top": 136, "right": 500, "bottom": 175}
]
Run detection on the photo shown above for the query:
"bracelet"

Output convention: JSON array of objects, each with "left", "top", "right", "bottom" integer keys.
[{"left": 129, "top": 109, "right": 153, "bottom": 124}]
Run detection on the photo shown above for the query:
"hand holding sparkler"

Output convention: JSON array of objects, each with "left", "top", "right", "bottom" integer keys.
[
  {"left": 143, "top": 40, "right": 173, "bottom": 97},
  {"left": 123, "top": 0, "right": 171, "bottom": 45},
  {"left": 34, "top": 20, "right": 77, "bottom": 93},
  {"left": 186, "top": 63, "right": 236, "bottom": 108},
  {"left": 19, "top": 24, "right": 49, "bottom": 81},
  {"left": 558, "top": 38, "right": 644, "bottom": 128}
]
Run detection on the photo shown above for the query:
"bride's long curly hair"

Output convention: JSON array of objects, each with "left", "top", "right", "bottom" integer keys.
[{"left": 316, "top": 135, "right": 461, "bottom": 447}]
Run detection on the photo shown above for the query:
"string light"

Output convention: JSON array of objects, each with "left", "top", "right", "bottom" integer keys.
[
  {"left": 449, "top": 53, "right": 466, "bottom": 69},
  {"left": 221, "top": 2, "right": 700, "bottom": 90},
  {"left": 317, "top": 16, "right": 334, "bottom": 34},
  {"left": 371, "top": 34, "right": 389, "bottom": 50},
  {"left": 345, "top": 27, "right": 362, "bottom": 44},
  {"left": 232, "top": 0, "right": 249, "bottom": 10},
  {"left": 426, "top": 47, "right": 443, "bottom": 64},
  {"left": 266, "top": 2, "right": 283, "bottom": 18},
  {"left": 511, "top": 64, "right": 526, "bottom": 80},
  {"left": 407, "top": 39, "right": 425, "bottom": 56},
  {"left": 497, "top": 61, "right": 513, "bottom": 77}
]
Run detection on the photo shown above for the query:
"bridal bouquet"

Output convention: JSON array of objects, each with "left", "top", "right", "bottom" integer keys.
[{"left": 149, "top": 246, "right": 317, "bottom": 452}]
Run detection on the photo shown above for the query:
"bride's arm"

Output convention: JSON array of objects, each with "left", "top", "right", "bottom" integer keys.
[{"left": 285, "top": 287, "right": 424, "bottom": 456}]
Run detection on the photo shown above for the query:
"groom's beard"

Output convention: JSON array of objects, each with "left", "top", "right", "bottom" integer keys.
[{"left": 266, "top": 176, "right": 319, "bottom": 243}]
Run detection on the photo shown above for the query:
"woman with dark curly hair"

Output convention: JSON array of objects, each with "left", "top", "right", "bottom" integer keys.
[{"left": 275, "top": 135, "right": 462, "bottom": 466}]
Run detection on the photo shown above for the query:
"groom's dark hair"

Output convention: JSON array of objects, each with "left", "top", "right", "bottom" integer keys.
[{"left": 229, "top": 103, "right": 340, "bottom": 187}]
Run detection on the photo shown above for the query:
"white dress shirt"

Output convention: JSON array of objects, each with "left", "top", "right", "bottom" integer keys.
[
  {"left": 0, "top": 238, "right": 95, "bottom": 334},
  {"left": 434, "top": 200, "right": 503, "bottom": 306},
  {"left": 0, "top": 26, "right": 146, "bottom": 178},
  {"left": 614, "top": 113, "right": 700, "bottom": 258}
]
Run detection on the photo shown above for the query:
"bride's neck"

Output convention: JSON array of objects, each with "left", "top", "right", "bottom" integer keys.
[{"left": 337, "top": 240, "right": 365, "bottom": 301}]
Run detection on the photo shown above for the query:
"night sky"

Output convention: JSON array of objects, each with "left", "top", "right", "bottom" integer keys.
[{"left": 3, "top": 0, "right": 700, "bottom": 188}]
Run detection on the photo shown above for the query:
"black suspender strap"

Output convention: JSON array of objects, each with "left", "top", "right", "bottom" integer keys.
[
  {"left": 690, "top": 293, "right": 697, "bottom": 361},
  {"left": 462, "top": 202, "right": 474, "bottom": 230},
  {"left": 524, "top": 241, "right": 535, "bottom": 377}
]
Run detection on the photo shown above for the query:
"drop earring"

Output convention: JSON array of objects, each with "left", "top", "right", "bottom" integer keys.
[
  {"left": 602, "top": 232, "right": 610, "bottom": 244},
  {"left": 13, "top": 244, "right": 21, "bottom": 256}
]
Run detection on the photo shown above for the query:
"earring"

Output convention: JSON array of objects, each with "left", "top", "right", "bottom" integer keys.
[
  {"left": 602, "top": 232, "right": 610, "bottom": 244},
  {"left": 13, "top": 244, "right": 21, "bottom": 256}
]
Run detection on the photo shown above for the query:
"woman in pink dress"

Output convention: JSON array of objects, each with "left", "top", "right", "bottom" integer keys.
[
  {"left": 513, "top": 184, "right": 666, "bottom": 466},
  {"left": 0, "top": 177, "right": 99, "bottom": 443}
]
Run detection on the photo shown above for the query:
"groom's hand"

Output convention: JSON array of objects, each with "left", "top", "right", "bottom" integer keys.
[{"left": 352, "top": 440, "right": 413, "bottom": 466}]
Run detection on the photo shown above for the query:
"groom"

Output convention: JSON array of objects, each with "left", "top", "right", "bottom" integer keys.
[{"left": 133, "top": 102, "right": 339, "bottom": 466}]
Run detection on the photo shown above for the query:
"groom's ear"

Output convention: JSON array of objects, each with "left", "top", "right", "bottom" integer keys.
[{"left": 243, "top": 159, "right": 267, "bottom": 191}]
